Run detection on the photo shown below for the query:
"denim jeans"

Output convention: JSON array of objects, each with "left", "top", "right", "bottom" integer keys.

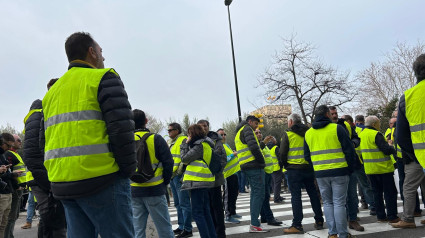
[
  {"left": 354, "top": 167, "right": 375, "bottom": 210},
  {"left": 61, "top": 177, "right": 134, "bottom": 238},
  {"left": 287, "top": 169, "right": 323, "bottom": 227},
  {"left": 317, "top": 175, "right": 349, "bottom": 238},
  {"left": 244, "top": 169, "right": 265, "bottom": 227},
  {"left": 170, "top": 175, "right": 192, "bottom": 232},
  {"left": 237, "top": 171, "right": 246, "bottom": 192},
  {"left": 260, "top": 173, "right": 274, "bottom": 221},
  {"left": 26, "top": 191, "right": 36, "bottom": 223},
  {"left": 367, "top": 173, "right": 398, "bottom": 220},
  {"left": 191, "top": 188, "right": 217, "bottom": 238},
  {"left": 132, "top": 195, "right": 174, "bottom": 238},
  {"left": 346, "top": 172, "right": 359, "bottom": 221}
]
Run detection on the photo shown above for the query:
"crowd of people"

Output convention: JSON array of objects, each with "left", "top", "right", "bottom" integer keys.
[{"left": 1, "top": 31, "right": 425, "bottom": 238}]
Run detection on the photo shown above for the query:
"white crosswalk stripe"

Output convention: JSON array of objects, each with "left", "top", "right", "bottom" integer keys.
[{"left": 168, "top": 190, "right": 425, "bottom": 237}]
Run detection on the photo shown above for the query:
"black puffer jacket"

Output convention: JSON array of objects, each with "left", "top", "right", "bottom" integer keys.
[
  {"left": 279, "top": 123, "right": 311, "bottom": 170},
  {"left": 235, "top": 121, "right": 265, "bottom": 171},
  {"left": 22, "top": 99, "right": 50, "bottom": 191},
  {"left": 41, "top": 62, "right": 137, "bottom": 199}
]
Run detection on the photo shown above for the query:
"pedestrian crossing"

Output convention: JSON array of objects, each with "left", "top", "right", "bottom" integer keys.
[{"left": 169, "top": 191, "right": 425, "bottom": 238}]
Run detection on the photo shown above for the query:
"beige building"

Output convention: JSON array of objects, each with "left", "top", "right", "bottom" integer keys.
[{"left": 251, "top": 104, "right": 292, "bottom": 124}]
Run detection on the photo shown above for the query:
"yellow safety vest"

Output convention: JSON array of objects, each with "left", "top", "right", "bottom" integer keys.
[
  {"left": 344, "top": 121, "right": 352, "bottom": 139},
  {"left": 23, "top": 109, "right": 43, "bottom": 134},
  {"left": 270, "top": 145, "right": 280, "bottom": 172},
  {"left": 223, "top": 144, "right": 240, "bottom": 178},
  {"left": 287, "top": 131, "right": 308, "bottom": 165},
  {"left": 235, "top": 125, "right": 263, "bottom": 166},
  {"left": 9, "top": 151, "right": 26, "bottom": 184},
  {"left": 183, "top": 142, "right": 215, "bottom": 182},
  {"left": 263, "top": 146, "right": 274, "bottom": 174},
  {"left": 131, "top": 131, "right": 164, "bottom": 187},
  {"left": 170, "top": 135, "right": 187, "bottom": 173},
  {"left": 354, "top": 127, "right": 364, "bottom": 163},
  {"left": 390, "top": 127, "right": 402, "bottom": 158},
  {"left": 405, "top": 80, "right": 425, "bottom": 167},
  {"left": 42, "top": 67, "right": 119, "bottom": 182},
  {"left": 359, "top": 128, "right": 394, "bottom": 174},
  {"left": 305, "top": 123, "right": 348, "bottom": 172}
]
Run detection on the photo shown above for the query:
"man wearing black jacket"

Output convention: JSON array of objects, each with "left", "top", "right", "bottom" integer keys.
[
  {"left": 41, "top": 32, "right": 136, "bottom": 238},
  {"left": 281, "top": 113, "right": 324, "bottom": 234}
]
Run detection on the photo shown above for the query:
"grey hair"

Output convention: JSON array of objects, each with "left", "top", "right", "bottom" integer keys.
[
  {"left": 365, "top": 116, "right": 380, "bottom": 127},
  {"left": 288, "top": 113, "right": 302, "bottom": 124}
]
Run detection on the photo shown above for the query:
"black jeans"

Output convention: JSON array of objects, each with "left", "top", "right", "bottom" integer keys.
[
  {"left": 271, "top": 171, "right": 283, "bottom": 201},
  {"left": 209, "top": 186, "right": 226, "bottom": 238},
  {"left": 368, "top": 173, "right": 398, "bottom": 220},
  {"left": 260, "top": 173, "right": 275, "bottom": 222},
  {"left": 287, "top": 169, "right": 323, "bottom": 227},
  {"left": 223, "top": 174, "right": 239, "bottom": 217}
]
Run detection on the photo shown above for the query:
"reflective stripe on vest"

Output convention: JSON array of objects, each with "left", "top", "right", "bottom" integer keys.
[
  {"left": 287, "top": 131, "right": 308, "bottom": 165},
  {"left": 270, "top": 145, "right": 280, "bottom": 172},
  {"left": 131, "top": 131, "right": 164, "bottom": 187},
  {"left": 305, "top": 123, "right": 348, "bottom": 172},
  {"left": 183, "top": 142, "right": 215, "bottom": 182},
  {"left": 170, "top": 135, "right": 187, "bottom": 173},
  {"left": 263, "top": 146, "right": 274, "bottom": 174},
  {"left": 359, "top": 128, "right": 395, "bottom": 174},
  {"left": 42, "top": 67, "right": 119, "bottom": 182},
  {"left": 223, "top": 144, "right": 240, "bottom": 178},
  {"left": 9, "top": 151, "right": 26, "bottom": 184},
  {"left": 235, "top": 125, "right": 262, "bottom": 166}
]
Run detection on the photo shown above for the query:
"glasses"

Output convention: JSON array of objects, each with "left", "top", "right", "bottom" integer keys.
[
  {"left": 168, "top": 129, "right": 177, "bottom": 133},
  {"left": 219, "top": 134, "right": 227, "bottom": 137},
  {"left": 17, "top": 139, "right": 21, "bottom": 143}
]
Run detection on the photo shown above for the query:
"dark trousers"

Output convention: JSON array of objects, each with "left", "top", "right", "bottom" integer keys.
[
  {"left": 287, "top": 169, "right": 323, "bottom": 227},
  {"left": 260, "top": 173, "right": 275, "bottom": 222},
  {"left": 368, "top": 173, "right": 398, "bottom": 220},
  {"left": 209, "top": 186, "right": 226, "bottom": 238},
  {"left": 271, "top": 171, "right": 283, "bottom": 201},
  {"left": 397, "top": 160, "right": 423, "bottom": 212},
  {"left": 4, "top": 189, "right": 22, "bottom": 238},
  {"left": 223, "top": 174, "right": 239, "bottom": 217},
  {"left": 237, "top": 171, "right": 246, "bottom": 192}
]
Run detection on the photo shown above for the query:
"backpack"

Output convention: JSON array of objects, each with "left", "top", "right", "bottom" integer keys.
[
  {"left": 202, "top": 142, "right": 223, "bottom": 175},
  {"left": 130, "top": 133, "right": 158, "bottom": 183}
]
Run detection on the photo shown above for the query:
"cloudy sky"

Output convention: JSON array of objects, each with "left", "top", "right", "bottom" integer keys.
[{"left": 1, "top": 0, "right": 424, "bottom": 132}]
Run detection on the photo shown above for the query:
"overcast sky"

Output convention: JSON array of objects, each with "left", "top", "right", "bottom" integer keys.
[{"left": 1, "top": 0, "right": 424, "bottom": 132}]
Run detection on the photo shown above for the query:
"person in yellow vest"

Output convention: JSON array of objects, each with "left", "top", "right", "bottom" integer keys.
[
  {"left": 305, "top": 105, "right": 356, "bottom": 238},
  {"left": 343, "top": 115, "right": 376, "bottom": 217},
  {"left": 393, "top": 54, "right": 425, "bottom": 227},
  {"left": 180, "top": 124, "right": 216, "bottom": 238},
  {"left": 330, "top": 107, "right": 365, "bottom": 232},
  {"left": 268, "top": 136, "right": 285, "bottom": 203},
  {"left": 234, "top": 115, "right": 268, "bottom": 233},
  {"left": 167, "top": 122, "right": 193, "bottom": 238},
  {"left": 359, "top": 116, "right": 400, "bottom": 224},
  {"left": 281, "top": 113, "right": 324, "bottom": 234},
  {"left": 197, "top": 120, "right": 227, "bottom": 238},
  {"left": 21, "top": 171, "right": 37, "bottom": 230},
  {"left": 4, "top": 134, "right": 26, "bottom": 238},
  {"left": 130, "top": 109, "right": 174, "bottom": 238},
  {"left": 256, "top": 129, "right": 283, "bottom": 227},
  {"left": 217, "top": 129, "right": 241, "bottom": 224},
  {"left": 41, "top": 32, "right": 137, "bottom": 238}
]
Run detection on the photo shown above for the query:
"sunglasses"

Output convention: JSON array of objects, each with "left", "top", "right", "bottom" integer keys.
[
  {"left": 219, "top": 133, "right": 227, "bottom": 136},
  {"left": 168, "top": 129, "right": 177, "bottom": 132}
]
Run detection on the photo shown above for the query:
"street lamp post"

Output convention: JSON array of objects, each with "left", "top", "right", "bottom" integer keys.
[{"left": 225, "top": 0, "right": 242, "bottom": 123}]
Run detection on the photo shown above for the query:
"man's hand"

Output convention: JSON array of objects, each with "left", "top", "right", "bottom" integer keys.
[{"left": 232, "top": 151, "right": 237, "bottom": 156}]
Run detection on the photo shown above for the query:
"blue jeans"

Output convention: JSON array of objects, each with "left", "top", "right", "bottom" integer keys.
[
  {"left": 26, "top": 192, "right": 36, "bottom": 223},
  {"left": 132, "top": 195, "right": 173, "bottom": 238},
  {"left": 61, "top": 177, "right": 134, "bottom": 238},
  {"left": 346, "top": 172, "right": 359, "bottom": 221},
  {"left": 244, "top": 169, "right": 265, "bottom": 227},
  {"left": 287, "top": 169, "right": 323, "bottom": 227},
  {"left": 237, "top": 171, "right": 246, "bottom": 192},
  {"left": 260, "top": 173, "right": 274, "bottom": 221},
  {"left": 355, "top": 167, "right": 375, "bottom": 210},
  {"left": 191, "top": 189, "right": 217, "bottom": 238},
  {"left": 317, "top": 175, "right": 349, "bottom": 238},
  {"left": 170, "top": 175, "right": 192, "bottom": 232}
]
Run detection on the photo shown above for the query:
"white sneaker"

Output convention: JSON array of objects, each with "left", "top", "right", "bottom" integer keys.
[{"left": 249, "top": 224, "right": 269, "bottom": 233}]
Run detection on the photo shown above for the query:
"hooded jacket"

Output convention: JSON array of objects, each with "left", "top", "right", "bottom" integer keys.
[
  {"left": 279, "top": 123, "right": 311, "bottom": 170},
  {"left": 235, "top": 121, "right": 265, "bottom": 171},
  {"left": 304, "top": 116, "right": 356, "bottom": 178}
]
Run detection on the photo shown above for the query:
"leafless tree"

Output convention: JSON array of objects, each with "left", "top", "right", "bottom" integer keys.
[
  {"left": 146, "top": 113, "right": 165, "bottom": 134},
  {"left": 258, "top": 35, "right": 355, "bottom": 124},
  {"left": 356, "top": 41, "right": 425, "bottom": 108}
]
